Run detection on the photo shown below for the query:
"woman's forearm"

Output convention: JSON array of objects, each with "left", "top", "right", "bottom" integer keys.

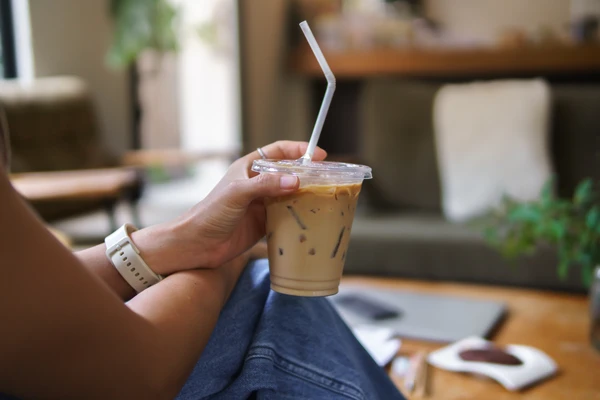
[
  {"left": 75, "top": 244, "right": 136, "bottom": 300},
  {"left": 74, "top": 220, "right": 203, "bottom": 301},
  {"left": 127, "top": 268, "right": 232, "bottom": 398},
  {"left": 75, "top": 244, "right": 245, "bottom": 398}
]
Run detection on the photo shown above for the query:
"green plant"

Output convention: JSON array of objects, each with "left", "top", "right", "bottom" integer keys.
[
  {"left": 107, "top": 0, "right": 179, "bottom": 68},
  {"left": 484, "top": 178, "right": 600, "bottom": 287}
]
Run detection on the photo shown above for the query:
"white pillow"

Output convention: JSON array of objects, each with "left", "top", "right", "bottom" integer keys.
[{"left": 433, "top": 79, "right": 553, "bottom": 222}]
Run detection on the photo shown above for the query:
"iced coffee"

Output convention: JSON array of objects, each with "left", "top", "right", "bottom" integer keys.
[{"left": 252, "top": 159, "right": 372, "bottom": 296}]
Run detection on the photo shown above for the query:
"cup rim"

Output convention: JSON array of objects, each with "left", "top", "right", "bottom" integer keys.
[{"left": 252, "top": 159, "right": 372, "bottom": 179}]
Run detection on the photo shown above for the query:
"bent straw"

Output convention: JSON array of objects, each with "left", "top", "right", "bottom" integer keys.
[{"left": 299, "top": 21, "right": 336, "bottom": 164}]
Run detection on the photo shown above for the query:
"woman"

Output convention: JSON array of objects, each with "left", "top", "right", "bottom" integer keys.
[{"left": 0, "top": 128, "right": 404, "bottom": 399}]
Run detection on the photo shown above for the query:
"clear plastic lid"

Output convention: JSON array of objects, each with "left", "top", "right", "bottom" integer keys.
[{"left": 252, "top": 159, "right": 372, "bottom": 180}]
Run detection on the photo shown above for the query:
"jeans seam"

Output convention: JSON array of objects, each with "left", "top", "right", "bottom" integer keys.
[{"left": 246, "top": 345, "right": 365, "bottom": 400}]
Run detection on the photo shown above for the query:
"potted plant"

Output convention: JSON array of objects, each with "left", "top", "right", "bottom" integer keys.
[
  {"left": 484, "top": 178, "right": 600, "bottom": 349},
  {"left": 107, "top": 0, "right": 179, "bottom": 70},
  {"left": 107, "top": 0, "right": 181, "bottom": 150}
]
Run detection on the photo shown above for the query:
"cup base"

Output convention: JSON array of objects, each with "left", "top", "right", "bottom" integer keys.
[{"left": 270, "top": 283, "right": 339, "bottom": 297}]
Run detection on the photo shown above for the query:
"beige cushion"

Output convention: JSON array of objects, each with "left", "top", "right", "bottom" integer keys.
[{"left": 433, "top": 79, "right": 553, "bottom": 222}]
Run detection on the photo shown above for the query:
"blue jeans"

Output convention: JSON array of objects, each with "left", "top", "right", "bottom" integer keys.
[{"left": 176, "top": 259, "right": 404, "bottom": 400}]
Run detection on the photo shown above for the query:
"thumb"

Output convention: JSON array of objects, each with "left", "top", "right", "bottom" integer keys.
[{"left": 227, "top": 174, "right": 299, "bottom": 207}]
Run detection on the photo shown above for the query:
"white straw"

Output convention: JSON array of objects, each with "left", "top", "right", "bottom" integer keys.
[{"left": 299, "top": 21, "right": 336, "bottom": 163}]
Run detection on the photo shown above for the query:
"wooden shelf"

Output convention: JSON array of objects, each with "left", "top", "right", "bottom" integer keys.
[{"left": 290, "top": 44, "right": 600, "bottom": 78}]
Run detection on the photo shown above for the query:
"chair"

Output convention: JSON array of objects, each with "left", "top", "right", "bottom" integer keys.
[{"left": 0, "top": 76, "right": 237, "bottom": 231}]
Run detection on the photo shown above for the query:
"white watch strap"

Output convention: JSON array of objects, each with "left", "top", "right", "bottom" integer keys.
[{"left": 105, "top": 224, "right": 162, "bottom": 293}]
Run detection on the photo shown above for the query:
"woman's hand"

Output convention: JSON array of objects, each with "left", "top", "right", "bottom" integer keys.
[{"left": 134, "top": 141, "right": 326, "bottom": 275}]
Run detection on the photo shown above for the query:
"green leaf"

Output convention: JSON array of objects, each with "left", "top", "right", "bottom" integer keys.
[
  {"left": 540, "top": 178, "right": 554, "bottom": 207},
  {"left": 552, "top": 199, "right": 572, "bottom": 213},
  {"left": 574, "top": 178, "right": 593, "bottom": 206},
  {"left": 577, "top": 251, "right": 592, "bottom": 267},
  {"left": 557, "top": 248, "right": 571, "bottom": 280},
  {"left": 549, "top": 221, "right": 566, "bottom": 241},
  {"left": 107, "top": 0, "right": 179, "bottom": 69},
  {"left": 581, "top": 230, "right": 592, "bottom": 248},
  {"left": 508, "top": 205, "right": 541, "bottom": 223},
  {"left": 587, "top": 206, "right": 600, "bottom": 230},
  {"left": 581, "top": 264, "right": 594, "bottom": 288},
  {"left": 478, "top": 177, "right": 599, "bottom": 283},
  {"left": 483, "top": 227, "right": 499, "bottom": 244},
  {"left": 557, "top": 258, "right": 570, "bottom": 281}
]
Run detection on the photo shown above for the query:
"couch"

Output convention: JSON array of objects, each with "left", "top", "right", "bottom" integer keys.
[{"left": 344, "top": 80, "right": 600, "bottom": 292}]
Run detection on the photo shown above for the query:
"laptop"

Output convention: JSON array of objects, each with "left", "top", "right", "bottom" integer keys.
[{"left": 330, "top": 284, "right": 506, "bottom": 343}]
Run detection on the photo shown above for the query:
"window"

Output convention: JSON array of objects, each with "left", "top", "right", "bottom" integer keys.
[{"left": 0, "top": 0, "right": 17, "bottom": 79}]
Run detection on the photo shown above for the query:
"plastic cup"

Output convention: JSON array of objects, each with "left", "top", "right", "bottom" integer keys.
[{"left": 252, "top": 159, "right": 372, "bottom": 296}]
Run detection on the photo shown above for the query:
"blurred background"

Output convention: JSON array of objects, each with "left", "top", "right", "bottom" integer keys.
[{"left": 1, "top": 0, "right": 599, "bottom": 291}]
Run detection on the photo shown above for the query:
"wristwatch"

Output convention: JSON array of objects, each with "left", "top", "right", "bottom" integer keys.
[{"left": 105, "top": 224, "right": 162, "bottom": 293}]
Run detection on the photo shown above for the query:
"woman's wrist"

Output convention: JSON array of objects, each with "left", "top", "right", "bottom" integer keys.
[{"left": 130, "top": 219, "right": 212, "bottom": 276}]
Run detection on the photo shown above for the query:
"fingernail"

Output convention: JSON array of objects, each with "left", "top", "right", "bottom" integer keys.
[{"left": 280, "top": 175, "right": 298, "bottom": 190}]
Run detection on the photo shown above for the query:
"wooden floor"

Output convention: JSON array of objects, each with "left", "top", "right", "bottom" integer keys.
[{"left": 342, "top": 276, "right": 599, "bottom": 400}]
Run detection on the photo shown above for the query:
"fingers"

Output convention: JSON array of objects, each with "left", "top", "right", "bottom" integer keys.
[
  {"left": 219, "top": 141, "right": 324, "bottom": 203},
  {"left": 257, "top": 141, "right": 327, "bottom": 161},
  {"left": 226, "top": 173, "right": 299, "bottom": 208},
  {"left": 243, "top": 141, "right": 327, "bottom": 177}
]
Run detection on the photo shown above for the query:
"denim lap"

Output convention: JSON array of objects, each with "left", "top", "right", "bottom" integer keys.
[{"left": 176, "top": 259, "right": 405, "bottom": 400}]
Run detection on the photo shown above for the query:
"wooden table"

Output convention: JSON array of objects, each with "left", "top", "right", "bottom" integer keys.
[
  {"left": 10, "top": 168, "right": 138, "bottom": 201},
  {"left": 342, "top": 277, "right": 599, "bottom": 400},
  {"left": 10, "top": 168, "right": 140, "bottom": 230}
]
